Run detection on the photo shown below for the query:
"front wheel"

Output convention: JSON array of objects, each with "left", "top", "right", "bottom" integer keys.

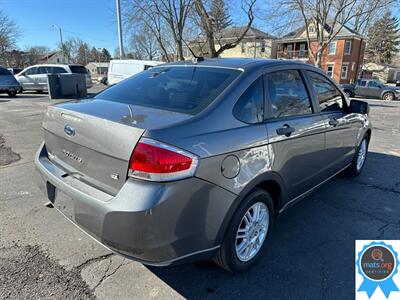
[
  {"left": 214, "top": 188, "right": 274, "bottom": 273},
  {"left": 382, "top": 92, "right": 394, "bottom": 101},
  {"left": 346, "top": 135, "right": 369, "bottom": 177},
  {"left": 7, "top": 91, "right": 17, "bottom": 97}
]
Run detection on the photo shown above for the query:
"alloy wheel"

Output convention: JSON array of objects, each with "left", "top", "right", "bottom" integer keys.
[
  {"left": 235, "top": 202, "right": 269, "bottom": 262},
  {"left": 357, "top": 139, "right": 367, "bottom": 171}
]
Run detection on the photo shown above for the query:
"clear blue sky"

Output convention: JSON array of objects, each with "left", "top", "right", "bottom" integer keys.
[{"left": 0, "top": 0, "right": 119, "bottom": 53}]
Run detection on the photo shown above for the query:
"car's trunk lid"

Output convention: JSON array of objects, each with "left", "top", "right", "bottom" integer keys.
[{"left": 43, "top": 98, "right": 192, "bottom": 195}]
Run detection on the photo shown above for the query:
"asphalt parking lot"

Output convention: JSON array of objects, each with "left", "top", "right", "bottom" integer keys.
[{"left": 0, "top": 87, "right": 399, "bottom": 299}]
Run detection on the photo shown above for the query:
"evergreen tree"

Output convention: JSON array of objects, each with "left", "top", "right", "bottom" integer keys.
[
  {"left": 76, "top": 43, "right": 90, "bottom": 65},
  {"left": 366, "top": 12, "right": 400, "bottom": 64},
  {"left": 210, "top": 0, "right": 232, "bottom": 32},
  {"left": 101, "top": 48, "right": 112, "bottom": 61}
]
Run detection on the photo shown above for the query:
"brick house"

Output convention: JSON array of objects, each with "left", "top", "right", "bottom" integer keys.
[{"left": 275, "top": 22, "right": 365, "bottom": 84}]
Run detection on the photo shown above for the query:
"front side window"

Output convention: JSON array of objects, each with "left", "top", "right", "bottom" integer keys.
[
  {"left": 96, "top": 66, "right": 241, "bottom": 115},
  {"left": 266, "top": 70, "right": 312, "bottom": 118},
  {"left": 306, "top": 71, "right": 344, "bottom": 112},
  {"left": 328, "top": 42, "right": 337, "bottom": 55},
  {"left": 368, "top": 81, "right": 378, "bottom": 88},
  {"left": 233, "top": 77, "right": 264, "bottom": 124},
  {"left": 24, "top": 67, "right": 37, "bottom": 75}
]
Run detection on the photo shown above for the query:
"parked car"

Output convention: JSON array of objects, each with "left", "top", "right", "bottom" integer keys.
[
  {"left": 15, "top": 64, "right": 92, "bottom": 93},
  {"left": 108, "top": 59, "right": 163, "bottom": 85},
  {"left": 340, "top": 79, "right": 400, "bottom": 100},
  {"left": 7, "top": 67, "right": 23, "bottom": 75},
  {"left": 35, "top": 59, "right": 371, "bottom": 273},
  {"left": 0, "top": 66, "right": 21, "bottom": 97}
]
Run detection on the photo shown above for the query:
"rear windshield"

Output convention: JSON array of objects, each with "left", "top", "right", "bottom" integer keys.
[
  {"left": 0, "top": 68, "right": 12, "bottom": 75},
  {"left": 69, "top": 65, "right": 88, "bottom": 74},
  {"left": 95, "top": 66, "right": 241, "bottom": 115}
]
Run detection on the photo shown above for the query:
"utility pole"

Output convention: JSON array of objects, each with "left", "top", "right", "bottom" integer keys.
[
  {"left": 52, "top": 24, "right": 67, "bottom": 63},
  {"left": 116, "top": 0, "right": 125, "bottom": 59}
]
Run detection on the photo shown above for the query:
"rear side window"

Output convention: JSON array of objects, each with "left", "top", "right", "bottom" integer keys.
[
  {"left": 0, "top": 68, "right": 12, "bottom": 75},
  {"left": 265, "top": 70, "right": 312, "bottom": 118},
  {"left": 306, "top": 71, "right": 344, "bottom": 112},
  {"left": 69, "top": 66, "right": 88, "bottom": 74},
  {"left": 52, "top": 67, "right": 68, "bottom": 74},
  {"left": 96, "top": 66, "right": 241, "bottom": 115},
  {"left": 37, "top": 66, "right": 53, "bottom": 74},
  {"left": 233, "top": 77, "right": 264, "bottom": 124}
]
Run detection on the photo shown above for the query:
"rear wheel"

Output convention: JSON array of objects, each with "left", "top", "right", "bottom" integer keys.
[
  {"left": 214, "top": 188, "right": 274, "bottom": 273},
  {"left": 382, "top": 92, "right": 394, "bottom": 101},
  {"left": 7, "top": 91, "right": 17, "bottom": 97},
  {"left": 346, "top": 135, "right": 369, "bottom": 177},
  {"left": 36, "top": 90, "right": 43, "bottom": 94}
]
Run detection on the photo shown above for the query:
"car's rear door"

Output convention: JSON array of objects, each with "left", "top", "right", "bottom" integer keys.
[
  {"left": 264, "top": 67, "right": 326, "bottom": 204},
  {"left": 304, "top": 69, "right": 361, "bottom": 176},
  {"left": 36, "top": 66, "right": 52, "bottom": 90}
]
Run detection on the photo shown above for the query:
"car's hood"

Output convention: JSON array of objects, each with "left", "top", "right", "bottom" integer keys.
[{"left": 0, "top": 75, "right": 20, "bottom": 86}]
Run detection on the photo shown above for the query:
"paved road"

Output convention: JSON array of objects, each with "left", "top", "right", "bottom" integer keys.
[{"left": 0, "top": 90, "right": 399, "bottom": 299}]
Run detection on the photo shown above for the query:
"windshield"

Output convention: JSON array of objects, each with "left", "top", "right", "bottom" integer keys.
[{"left": 95, "top": 66, "right": 241, "bottom": 115}]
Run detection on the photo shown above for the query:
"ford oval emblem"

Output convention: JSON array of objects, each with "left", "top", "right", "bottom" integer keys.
[{"left": 64, "top": 124, "right": 75, "bottom": 137}]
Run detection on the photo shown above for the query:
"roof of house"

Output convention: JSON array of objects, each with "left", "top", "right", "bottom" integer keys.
[
  {"left": 216, "top": 26, "right": 276, "bottom": 40},
  {"left": 281, "top": 21, "right": 363, "bottom": 41},
  {"left": 40, "top": 51, "right": 63, "bottom": 61}
]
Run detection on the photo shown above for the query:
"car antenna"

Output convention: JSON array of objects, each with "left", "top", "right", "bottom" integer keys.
[{"left": 182, "top": 39, "right": 204, "bottom": 64}]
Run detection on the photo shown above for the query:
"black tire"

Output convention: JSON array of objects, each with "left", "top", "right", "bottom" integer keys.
[
  {"left": 36, "top": 90, "right": 43, "bottom": 94},
  {"left": 346, "top": 134, "right": 369, "bottom": 177},
  {"left": 7, "top": 91, "right": 17, "bottom": 97},
  {"left": 214, "top": 188, "right": 274, "bottom": 273},
  {"left": 18, "top": 88, "right": 23, "bottom": 94},
  {"left": 382, "top": 92, "right": 394, "bottom": 101}
]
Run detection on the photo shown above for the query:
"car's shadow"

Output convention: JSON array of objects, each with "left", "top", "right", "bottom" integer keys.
[{"left": 146, "top": 152, "right": 400, "bottom": 299}]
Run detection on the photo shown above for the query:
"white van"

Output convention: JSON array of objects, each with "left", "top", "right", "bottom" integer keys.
[{"left": 108, "top": 60, "right": 164, "bottom": 85}]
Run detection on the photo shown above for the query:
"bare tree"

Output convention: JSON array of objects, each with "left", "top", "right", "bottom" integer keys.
[
  {"left": 192, "top": 0, "right": 256, "bottom": 58},
  {"left": 0, "top": 10, "right": 20, "bottom": 65},
  {"left": 129, "top": 25, "right": 160, "bottom": 60},
  {"left": 25, "top": 46, "right": 50, "bottom": 65},
  {"left": 125, "top": 0, "right": 192, "bottom": 61},
  {"left": 278, "top": 0, "right": 394, "bottom": 67}
]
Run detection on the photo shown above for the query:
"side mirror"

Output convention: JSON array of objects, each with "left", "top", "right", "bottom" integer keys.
[{"left": 349, "top": 99, "right": 369, "bottom": 114}]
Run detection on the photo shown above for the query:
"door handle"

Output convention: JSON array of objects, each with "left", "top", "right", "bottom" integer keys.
[
  {"left": 329, "top": 118, "right": 338, "bottom": 127},
  {"left": 276, "top": 124, "right": 295, "bottom": 137}
]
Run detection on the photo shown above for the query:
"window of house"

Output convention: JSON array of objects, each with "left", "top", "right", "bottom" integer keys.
[
  {"left": 233, "top": 77, "right": 264, "bottom": 124},
  {"left": 344, "top": 40, "right": 352, "bottom": 55},
  {"left": 287, "top": 44, "right": 293, "bottom": 52},
  {"left": 341, "top": 64, "right": 349, "bottom": 79},
  {"left": 299, "top": 44, "right": 306, "bottom": 56},
  {"left": 308, "top": 25, "right": 315, "bottom": 33},
  {"left": 328, "top": 41, "right": 337, "bottom": 55},
  {"left": 241, "top": 42, "right": 246, "bottom": 54},
  {"left": 260, "top": 41, "right": 266, "bottom": 53},
  {"left": 265, "top": 70, "right": 312, "bottom": 118},
  {"left": 326, "top": 64, "right": 334, "bottom": 78},
  {"left": 306, "top": 71, "right": 344, "bottom": 112}
]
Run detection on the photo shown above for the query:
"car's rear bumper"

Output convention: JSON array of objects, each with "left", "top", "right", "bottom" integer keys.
[{"left": 35, "top": 142, "right": 236, "bottom": 265}]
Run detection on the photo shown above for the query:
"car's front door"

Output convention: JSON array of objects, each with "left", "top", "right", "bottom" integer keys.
[
  {"left": 304, "top": 70, "right": 361, "bottom": 176},
  {"left": 264, "top": 68, "right": 326, "bottom": 204},
  {"left": 19, "top": 67, "right": 39, "bottom": 90}
]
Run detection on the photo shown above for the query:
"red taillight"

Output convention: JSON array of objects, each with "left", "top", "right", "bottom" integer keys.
[{"left": 129, "top": 138, "right": 198, "bottom": 181}]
